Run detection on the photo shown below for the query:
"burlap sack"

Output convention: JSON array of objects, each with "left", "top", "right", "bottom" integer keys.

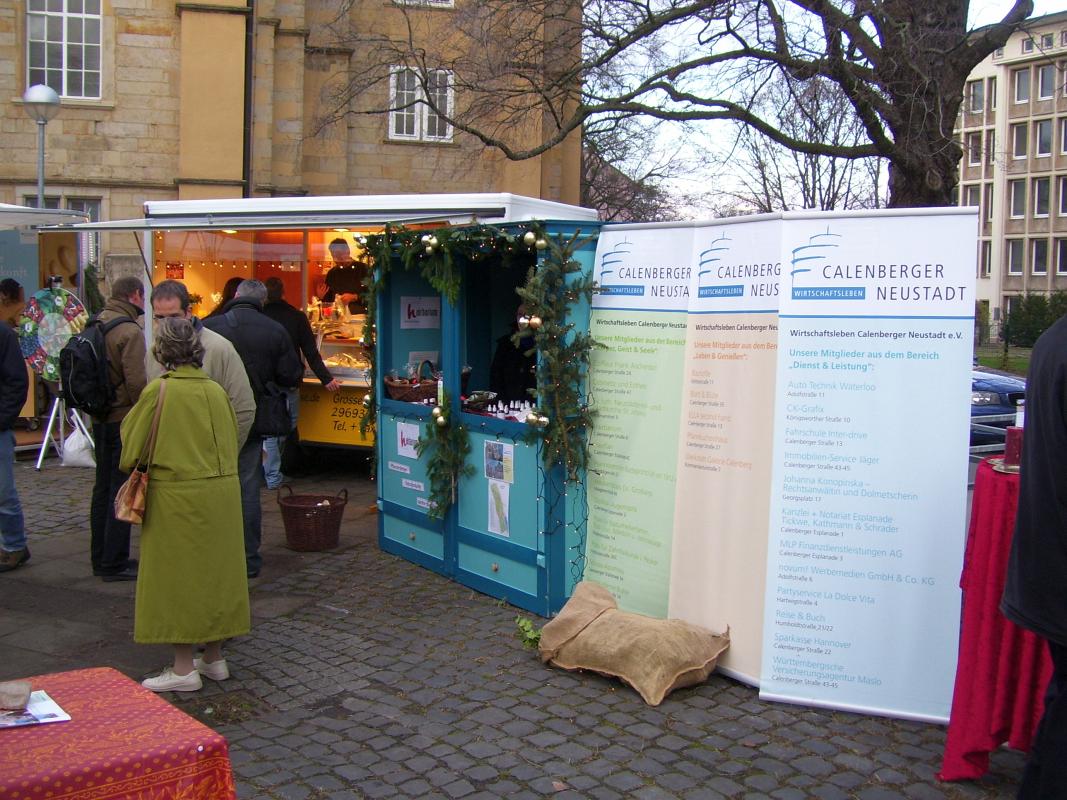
[{"left": 539, "top": 581, "right": 730, "bottom": 706}]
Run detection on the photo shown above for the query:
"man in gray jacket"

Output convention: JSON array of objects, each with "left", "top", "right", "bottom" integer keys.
[{"left": 148, "top": 280, "right": 255, "bottom": 447}]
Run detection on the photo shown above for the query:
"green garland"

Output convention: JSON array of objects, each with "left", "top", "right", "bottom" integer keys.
[
  {"left": 361, "top": 221, "right": 601, "bottom": 487},
  {"left": 414, "top": 390, "right": 474, "bottom": 519}
]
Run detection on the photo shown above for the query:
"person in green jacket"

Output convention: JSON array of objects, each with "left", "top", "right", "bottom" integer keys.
[{"left": 121, "top": 317, "right": 250, "bottom": 692}]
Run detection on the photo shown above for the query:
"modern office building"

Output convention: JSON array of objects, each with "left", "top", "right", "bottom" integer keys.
[
  {"left": 956, "top": 10, "right": 1067, "bottom": 339},
  {"left": 0, "top": 0, "right": 580, "bottom": 282}
]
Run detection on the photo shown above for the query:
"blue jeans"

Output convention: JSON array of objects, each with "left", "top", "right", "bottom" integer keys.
[
  {"left": 0, "top": 429, "right": 26, "bottom": 552},
  {"left": 238, "top": 433, "right": 265, "bottom": 575},
  {"left": 262, "top": 388, "right": 299, "bottom": 488}
]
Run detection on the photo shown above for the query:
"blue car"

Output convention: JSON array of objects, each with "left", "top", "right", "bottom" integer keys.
[{"left": 971, "top": 369, "right": 1026, "bottom": 446}]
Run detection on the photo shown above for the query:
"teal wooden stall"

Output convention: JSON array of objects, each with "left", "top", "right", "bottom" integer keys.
[{"left": 376, "top": 218, "right": 600, "bottom": 616}]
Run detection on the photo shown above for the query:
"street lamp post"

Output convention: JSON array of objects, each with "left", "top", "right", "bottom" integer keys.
[{"left": 22, "top": 84, "right": 61, "bottom": 209}]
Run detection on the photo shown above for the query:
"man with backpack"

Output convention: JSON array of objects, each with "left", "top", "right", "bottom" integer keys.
[
  {"left": 204, "top": 279, "right": 302, "bottom": 579},
  {"left": 89, "top": 276, "right": 147, "bottom": 581}
]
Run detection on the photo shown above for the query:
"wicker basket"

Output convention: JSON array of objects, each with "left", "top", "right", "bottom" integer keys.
[
  {"left": 384, "top": 359, "right": 438, "bottom": 402},
  {"left": 278, "top": 487, "right": 347, "bottom": 551}
]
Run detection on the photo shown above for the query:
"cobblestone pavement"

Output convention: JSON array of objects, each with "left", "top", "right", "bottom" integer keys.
[{"left": 0, "top": 452, "right": 1027, "bottom": 799}]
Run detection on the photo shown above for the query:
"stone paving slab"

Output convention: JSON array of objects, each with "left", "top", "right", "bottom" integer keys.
[{"left": 0, "top": 454, "right": 1027, "bottom": 798}]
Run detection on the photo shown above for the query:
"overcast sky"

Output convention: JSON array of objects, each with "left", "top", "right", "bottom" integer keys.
[{"left": 969, "top": 0, "right": 1061, "bottom": 27}]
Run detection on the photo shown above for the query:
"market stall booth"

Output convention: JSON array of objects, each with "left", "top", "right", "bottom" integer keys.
[
  {"left": 371, "top": 215, "right": 600, "bottom": 616},
  {"left": 67, "top": 194, "right": 593, "bottom": 455}
]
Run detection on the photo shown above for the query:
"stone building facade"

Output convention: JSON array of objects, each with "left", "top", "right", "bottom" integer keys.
[{"left": 0, "top": 0, "right": 580, "bottom": 281}]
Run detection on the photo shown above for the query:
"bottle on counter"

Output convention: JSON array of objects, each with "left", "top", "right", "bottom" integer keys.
[{"left": 1015, "top": 399, "right": 1025, "bottom": 428}]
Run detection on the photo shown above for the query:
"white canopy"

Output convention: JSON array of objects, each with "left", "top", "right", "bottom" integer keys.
[{"left": 0, "top": 203, "right": 88, "bottom": 230}]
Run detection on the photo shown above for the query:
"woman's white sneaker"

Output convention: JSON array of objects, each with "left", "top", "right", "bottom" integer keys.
[
  {"left": 142, "top": 667, "right": 202, "bottom": 692},
  {"left": 194, "top": 656, "right": 230, "bottom": 681}
]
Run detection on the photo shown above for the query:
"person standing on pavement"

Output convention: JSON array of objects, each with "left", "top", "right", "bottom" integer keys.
[
  {"left": 1002, "top": 314, "right": 1067, "bottom": 797},
  {"left": 147, "top": 280, "right": 255, "bottom": 448},
  {"left": 91, "top": 276, "right": 147, "bottom": 582},
  {"left": 261, "top": 277, "right": 340, "bottom": 488},
  {"left": 122, "top": 317, "right": 249, "bottom": 692},
  {"left": 0, "top": 314, "right": 30, "bottom": 573},
  {"left": 203, "top": 279, "right": 302, "bottom": 579}
]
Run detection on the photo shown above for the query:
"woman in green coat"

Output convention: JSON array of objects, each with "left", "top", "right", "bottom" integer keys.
[{"left": 120, "top": 317, "right": 249, "bottom": 692}]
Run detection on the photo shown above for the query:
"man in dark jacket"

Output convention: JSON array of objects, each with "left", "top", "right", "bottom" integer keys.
[
  {"left": 91, "top": 276, "right": 146, "bottom": 581},
  {"left": 1002, "top": 315, "right": 1067, "bottom": 797},
  {"left": 0, "top": 320, "right": 30, "bottom": 572},
  {"left": 261, "top": 277, "right": 339, "bottom": 488},
  {"left": 204, "top": 279, "right": 302, "bottom": 578}
]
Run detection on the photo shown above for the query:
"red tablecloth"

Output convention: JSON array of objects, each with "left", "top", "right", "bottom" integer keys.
[
  {"left": 0, "top": 667, "right": 235, "bottom": 799},
  {"left": 939, "top": 459, "right": 1054, "bottom": 781}
]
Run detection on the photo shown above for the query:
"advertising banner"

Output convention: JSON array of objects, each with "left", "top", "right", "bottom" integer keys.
[
  {"left": 759, "top": 210, "right": 976, "bottom": 721},
  {"left": 585, "top": 224, "right": 693, "bottom": 617},
  {"left": 668, "top": 216, "right": 782, "bottom": 683}
]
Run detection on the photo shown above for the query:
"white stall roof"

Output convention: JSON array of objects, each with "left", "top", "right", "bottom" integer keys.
[
  {"left": 62, "top": 193, "right": 599, "bottom": 232},
  {"left": 0, "top": 204, "right": 87, "bottom": 229}
]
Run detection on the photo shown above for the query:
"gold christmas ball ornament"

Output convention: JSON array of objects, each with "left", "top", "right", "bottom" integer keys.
[
  {"left": 435, "top": 415, "right": 448, "bottom": 427},
  {"left": 517, "top": 315, "right": 530, "bottom": 329},
  {"left": 525, "top": 412, "right": 540, "bottom": 426},
  {"left": 523, "top": 230, "right": 537, "bottom": 246},
  {"left": 431, "top": 406, "right": 442, "bottom": 418},
  {"left": 538, "top": 415, "right": 550, "bottom": 427},
  {"left": 528, "top": 315, "right": 542, "bottom": 329},
  {"left": 420, "top": 234, "right": 431, "bottom": 244},
  {"left": 425, "top": 246, "right": 435, "bottom": 256},
  {"left": 535, "top": 238, "right": 548, "bottom": 250},
  {"left": 362, "top": 395, "right": 371, "bottom": 407},
  {"left": 428, "top": 235, "right": 439, "bottom": 248}
]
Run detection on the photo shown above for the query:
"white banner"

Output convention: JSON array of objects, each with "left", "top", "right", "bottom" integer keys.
[
  {"left": 759, "top": 210, "right": 976, "bottom": 722},
  {"left": 399, "top": 296, "right": 441, "bottom": 329}
]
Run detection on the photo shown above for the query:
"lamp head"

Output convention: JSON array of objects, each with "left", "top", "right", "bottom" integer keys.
[{"left": 22, "top": 84, "right": 60, "bottom": 123}]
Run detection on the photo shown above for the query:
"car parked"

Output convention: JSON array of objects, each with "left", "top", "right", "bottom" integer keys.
[{"left": 971, "top": 368, "right": 1026, "bottom": 446}]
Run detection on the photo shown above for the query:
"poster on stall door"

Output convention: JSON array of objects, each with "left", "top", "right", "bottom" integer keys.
[
  {"left": 585, "top": 223, "right": 693, "bottom": 618},
  {"left": 759, "top": 209, "right": 976, "bottom": 722},
  {"left": 668, "top": 215, "right": 782, "bottom": 685}
]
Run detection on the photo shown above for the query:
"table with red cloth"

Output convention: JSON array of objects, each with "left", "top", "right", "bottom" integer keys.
[
  {"left": 0, "top": 667, "right": 235, "bottom": 800},
  {"left": 939, "top": 458, "right": 1054, "bottom": 781}
]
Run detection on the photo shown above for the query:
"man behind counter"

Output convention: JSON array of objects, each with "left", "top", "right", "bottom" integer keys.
[{"left": 318, "top": 238, "right": 368, "bottom": 314}]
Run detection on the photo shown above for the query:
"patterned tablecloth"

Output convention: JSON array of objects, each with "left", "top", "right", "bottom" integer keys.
[{"left": 0, "top": 667, "right": 235, "bottom": 799}]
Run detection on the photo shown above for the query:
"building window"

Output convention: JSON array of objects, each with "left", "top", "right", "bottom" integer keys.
[
  {"left": 26, "top": 0, "right": 102, "bottom": 99},
  {"left": 1062, "top": 118, "right": 1067, "bottom": 153},
  {"left": 1035, "top": 178, "right": 1051, "bottom": 217},
  {"left": 987, "top": 129, "right": 996, "bottom": 164},
  {"left": 1043, "top": 33, "right": 1055, "bottom": 49},
  {"left": 1060, "top": 176, "right": 1067, "bottom": 215},
  {"left": 1010, "top": 179, "right": 1026, "bottom": 218},
  {"left": 21, "top": 194, "right": 100, "bottom": 265},
  {"left": 963, "top": 184, "right": 981, "bottom": 210},
  {"left": 1012, "top": 122, "right": 1028, "bottom": 158},
  {"left": 1033, "top": 239, "right": 1049, "bottom": 275},
  {"left": 966, "top": 132, "right": 982, "bottom": 165},
  {"left": 1062, "top": 30, "right": 1067, "bottom": 46},
  {"left": 967, "top": 79, "right": 984, "bottom": 112},
  {"left": 1057, "top": 239, "right": 1067, "bottom": 274},
  {"left": 989, "top": 77, "right": 997, "bottom": 110},
  {"left": 1014, "top": 68, "right": 1031, "bottom": 103},
  {"left": 1023, "top": 38, "right": 1035, "bottom": 54},
  {"left": 1036, "top": 118, "right": 1053, "bottom": 155},
  {"left": 1038, "top": 64, "right": 1056, "bottom": 99},
  {"left": 388, "top": 67, "right": 453, "bottom": 142},
  {"left": 980, "top": 240, "right": 992, "bottom": 278},
  {"left": 994, "top": 47, "right": 1004, "bottom": 59},
  {"left": 985, "top": 183, "right": 994, "bottom": 221},
  {"left": 1007, "top": 239, "right": 1024, "bottom": 275}
]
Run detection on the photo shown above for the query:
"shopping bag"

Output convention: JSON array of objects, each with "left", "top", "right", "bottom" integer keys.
[
  {"left": 114, "top": 468, "right": 148, "bottom": 524},
  {"left": 62, "top": 415, "right": 95, "bottom": 468}
]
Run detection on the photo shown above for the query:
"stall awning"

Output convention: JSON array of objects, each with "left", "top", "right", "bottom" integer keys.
[
  {"left": 59, "top": 211, "right": 471, "bottom": 232},
  {"left": 0, "top": 204, "right": 88, "bottom": 230}
]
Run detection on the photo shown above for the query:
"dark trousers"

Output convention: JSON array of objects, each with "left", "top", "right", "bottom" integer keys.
[
  {"left": 89, "top": 421, "right": 131, "bottom": 574},
  {"left": 237, "top": 433, "right": 264, "bottom": 575},
  {"left": 1018, "top": 640, "right": 1067, "bottom": 799}
]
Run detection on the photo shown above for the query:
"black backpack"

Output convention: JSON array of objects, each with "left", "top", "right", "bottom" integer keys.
[{"left": 59, "top": 316, "right": 137, "bottom": 417}]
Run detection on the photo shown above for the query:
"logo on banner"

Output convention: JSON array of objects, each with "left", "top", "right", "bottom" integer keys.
[
  {"left": 789, "top": 228, "right": 864, "bottom": 301},
  {"left": 697, "top": 233, "right": 743, "bottom": 299},
  {"left": 597, "top": 237, "right": 643, "bottom": 296}
]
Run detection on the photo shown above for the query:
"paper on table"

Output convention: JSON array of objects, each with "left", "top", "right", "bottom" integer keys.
[{"left": 0, "top": 690, "right": 70, "bottom": 728}]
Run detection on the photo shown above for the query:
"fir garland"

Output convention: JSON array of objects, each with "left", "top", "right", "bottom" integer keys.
[{"left": 414, "top": 390, "right": 474, "bottom": 519}]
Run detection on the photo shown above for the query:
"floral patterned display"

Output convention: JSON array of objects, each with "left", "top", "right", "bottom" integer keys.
[{"left": 17, "top": 288, "right": 88, "bottom": 382}]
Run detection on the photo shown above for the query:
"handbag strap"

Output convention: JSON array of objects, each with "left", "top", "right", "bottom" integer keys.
[{"left": 136, "top": 379, "right": 167, "bottom": 471}]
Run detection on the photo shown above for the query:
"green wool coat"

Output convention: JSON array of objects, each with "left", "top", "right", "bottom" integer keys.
[{"left": 120, "top": 366, "right": 250, "bottom": 644}]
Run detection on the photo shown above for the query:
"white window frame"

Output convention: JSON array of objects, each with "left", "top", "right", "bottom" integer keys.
[
  {"left": 1034, "top": 177, "right": 1051, "bottom": 217},
  {"left": 1023, "top": 38, "right": 1035, "bottom": 54},
  {"left": 388, "top": 66, "right": 454, "bottom": 143},
  {"left": 1061, "top": 118, "right": 1067, "bottom": 154},
  {"left": 1036, "top": 118, "right": 1053, "bottom": 156},
  {"left": 1014, "top": 68, "right": 1031, "bottom": 103},
  {"left": 26, "top": 0, "right": 102, "bottom": 100},
  {"left": 985, "top": 183, "right": 994, "bottom": 221},
  {"left": 966, "top": 132, "right": 982, "bottom": 165},
  {"left": 1010, "top": 179, "right": 1026, "bottom": 218},
  {"left": 1012, "top": 122, "right": 1028, "bottom": 159},
  {"left": 1007, "top": 239, "right": 1024, "bottom": 275},
  {"left": 1038, "top": 64, "right": 1056, "bottom": 99},
  {"left": 1057, "top": 239, "right": 1067, "bottom": 275},
  {"left": 980, "top": 240, "right": 992, "bottom": 278},
  {"left": 1043, "top": 33, "right": 1055, "bottom": 49},
  {"left": 963, "top": 184, "right": 981, "bottom": 210},
  {"left": 987, "top": 129, "right": 996, "bottom": 164},
  {"left": 989, "top": 76, "right": 998, "bottom": 110},
  {"left": 967, "top": 79, "right": 984, "bottom": 112},
  {"left": 1032, "top": 238, "right": 1049, "bottom": 275},
  {"left": 1060, "top": 176, "right": 1067, "bottom": 215}
]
